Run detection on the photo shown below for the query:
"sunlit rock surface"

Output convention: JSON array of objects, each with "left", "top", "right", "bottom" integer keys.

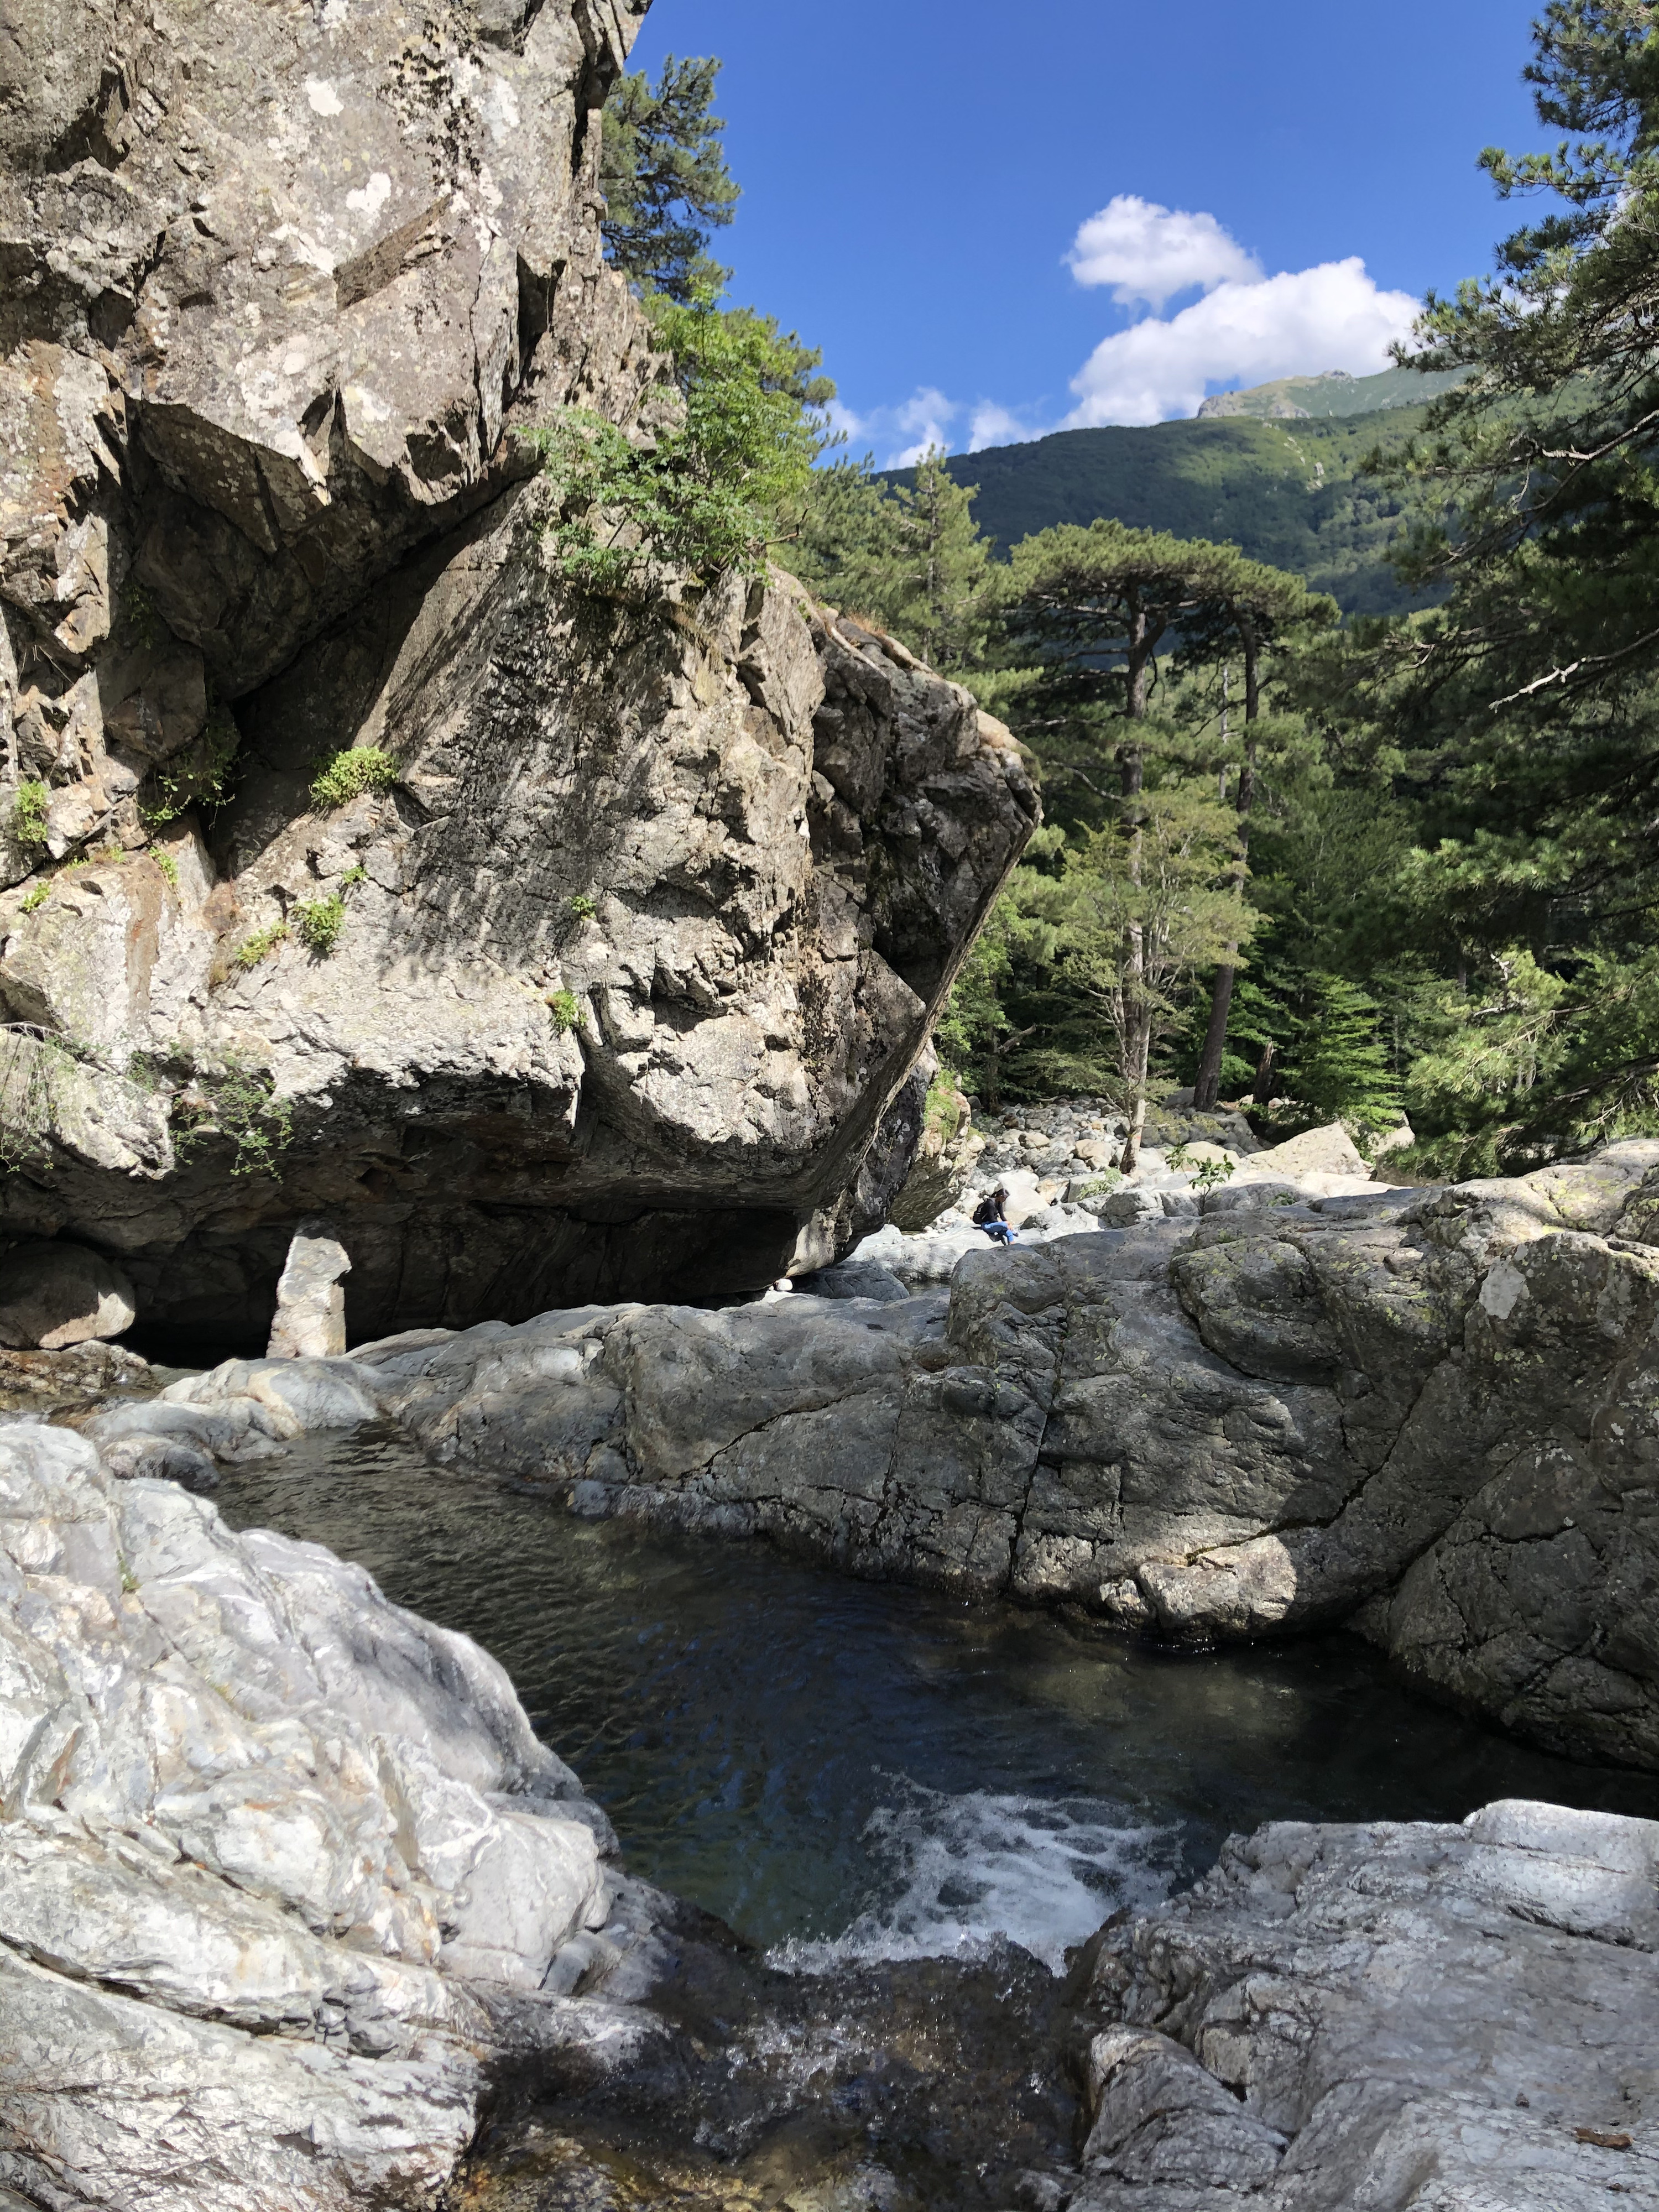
[
  {"left": 132, "top": 1139, "right": 1659, "bottom": 1768},
  {"left": 0, "top": 0, "right": 1036, "bottom": 1340},
  {"left": 1077, "top": 1799, "right": 1659, "bottom": 2210},
  {"left": 0, "top": 1419, "right": 659, "bottom": 2212}
]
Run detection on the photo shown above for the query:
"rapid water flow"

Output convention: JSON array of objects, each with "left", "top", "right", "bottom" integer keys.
[{"left": 217, "top": 1424, "right": 1659, "bottom": 1969}]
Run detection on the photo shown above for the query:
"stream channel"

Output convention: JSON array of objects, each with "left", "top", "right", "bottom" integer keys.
[
  {"left": 217, "top": 1422, "right": 1659, "bottom": 1965},
  {"left": 212, "top": 1422, "right": 1659, "bottom": 2207}
]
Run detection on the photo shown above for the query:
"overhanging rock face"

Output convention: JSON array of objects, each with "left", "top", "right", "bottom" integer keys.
[{"left": 0, "top": 0, "right": 1037, "bottom": 1340}]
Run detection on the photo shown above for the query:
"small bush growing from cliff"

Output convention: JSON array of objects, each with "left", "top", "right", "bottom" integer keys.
[
  {"left": 529, "top": 294, "right": 831, "bottom": 592},
  {"left": 11, "top": 781, "right": 49, "bottom": 850},
  {"left": 18, "top": 882, "right": 48, "bottom": 915},
  {"left": 568, "top": 893, "right": 597, "bottom": 921},
  {"left": 152, "top": 850, "right": 179, "bottom": 888},
  {"left": 311, "top": 747, "right": 398, "bottom": 811},
  {"left": 292, "top": 894, "right": 347, "bottom": 956},
  {"left": 922, "top": 1068, "right": 964, "bottom": 1145},
  {"left": 140, "top": 690, "right": 241, "bottom": 829},
  {"left": 233, "top": 921, "right": 288, "bottom": 969},
  {"left": 547, "top": 989, "right": 583, "bottom": 1033},
  {"left": 170, "top": 1051, "right": 293, "bottom": 1179}
]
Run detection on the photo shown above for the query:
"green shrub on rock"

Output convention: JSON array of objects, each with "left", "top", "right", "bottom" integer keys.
[
  {"left": 310, "top": 748, "right": 397, "bottom": 811},
  {"left": 11, "top": 781, "right": 49, "bottom": 849},
  {"left": 292, "top": 894, "right": 347, "bottom": 956}
]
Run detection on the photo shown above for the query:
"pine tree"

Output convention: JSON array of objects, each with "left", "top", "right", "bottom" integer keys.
[
  {"left": 785, "top": 451, "right": 994, "bottom": 671},
  {"left": 993, "top": 522, "right": 1296, "bottom": 1166},
  {"left": 1359, "top": 0, "right": 1659, "bottom": 1163},
  {"left": 601, "top": 56, "right": 739, "bottom": 300}
]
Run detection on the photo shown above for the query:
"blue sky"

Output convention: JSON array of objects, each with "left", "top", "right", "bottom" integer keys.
[{"left": 628, "top": 1, "right": 1546, "bottom": 461}]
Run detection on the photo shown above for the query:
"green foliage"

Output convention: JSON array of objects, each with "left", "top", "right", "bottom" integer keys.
[
  {"left": 1072, "top": 1168, "right": 1124, "bottom": 1199},
  {"left": 338, "top": 863, "right": 367, "bottom": 889},
  {"left": 170, "top": 1051, "right": 293, "bottom": 1179},
  {"left": 786, "top": 451, "right": 997, "bottom": 670},
  {"left": 233, "top": 921, "right": 288, "bottom": 969},
  {"left": 1286, "top": 974, "right": 1404, "bottom": 1134},
  {"left": 1401, "top": 948, "right": 1659, "bottom": 1177},
  {"left": 529, "top": 295, "right": 832, "bottom": 592},
  {"left": 122, "top": 577, "right": 164, "bottom": 652},
  {"left": 141, "top": 690, "right": 240, "bottom": 827},
  {"left": 601, "top": 55, "right": 739, "bottom": 301},
  {"left": 291, "top": 894, "right": 346, "bottom": 957},
  {"left": 547, "top": 989, "right": 583, "bottom": 1034},
  {"left": 568, "top": 893, "right": 598, "bottom": 921},
  {"left": 11, "top": 780, "right": 49, "bottom": 849},
  {"left": 310, "top": 748, "right": 397, "bottom": 810},
  {"left": 1191, "top": 1154, "right": 1237, "bottom": 1191},
  {"left": 891, "top": 404, "right": 1446, "bottom": 618},
  {"left": 152, "top": 849, "right": 179, "bottom": 888},
  {"left": 936, "top": 884, "right": 1056, "bottom": 1108},
  {"left": 18, "top": 882, "right": 48, "bottom": 915},
  {"left": 1301, "top": 0, "right": 1659, "bottom": 1168},
  {"left": 921, "top": 1067, "right": 964, "bottom": 1144}
]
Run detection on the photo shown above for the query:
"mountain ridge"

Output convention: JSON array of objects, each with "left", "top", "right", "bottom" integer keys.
[{"left": 887, "top": 390, "right": 1449, "bottom": 615}]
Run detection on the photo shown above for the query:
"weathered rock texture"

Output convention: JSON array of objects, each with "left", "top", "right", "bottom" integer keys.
[
  {"left": 1077, "top": 1799, "right": 1659, "bottom": 2210},
  {"left": 888, "top": 1072, "right": 983, "bottom": 1231},
  {"left": 268, "top": 1217, "right": 350, "bottom": 1358},
  {"left": 0, "top": 0, "right": 1036, "bottom": 1345},
  {"left": 132, "top": 1139, "right": 1659, "bottom": 1767},
  {"left": 0, "top": 1238, "right": 134, "bottom": 1346},
  {"left": 0, "top": 1417, "right": 663, "bottom": 2212}
]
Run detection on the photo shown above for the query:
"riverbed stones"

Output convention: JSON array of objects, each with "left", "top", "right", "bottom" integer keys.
[{"left": 0, "top": 1239, "right": 135, "bottom": 1348}]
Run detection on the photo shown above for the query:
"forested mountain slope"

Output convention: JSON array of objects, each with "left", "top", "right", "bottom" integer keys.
[{"left": 891, "top": 402, "right": 1440, "bottom": 616}]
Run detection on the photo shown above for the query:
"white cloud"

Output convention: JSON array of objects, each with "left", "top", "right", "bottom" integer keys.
[
  {"left": 1063, "top": 257, "right": 1420, "bottom": 429},
  {"left": 825, "top": 399, "right": 867, "bottom": 444},
  {"left": 1067, "top": 195, "right": 1260, "bottom": 310},
  {"left": 829, "top": 388, "right": 1030, "bottom": 467},
  {"left": 967, "top": 402, "right": 1031, "bottom": 452},
  {"left": 888, "top": 387, "right": 957, "bottom": 467}
]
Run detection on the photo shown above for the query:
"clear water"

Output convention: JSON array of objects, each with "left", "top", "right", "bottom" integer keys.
[{"left": 215, "top": 1423, "right": 1659, "bottom": 1966}]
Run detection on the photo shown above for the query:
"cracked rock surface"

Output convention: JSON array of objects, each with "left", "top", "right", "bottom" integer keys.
[
  {"left": 128, "top": 1138, "right": 1659, "bottom": 1767},
  {"left": 0, "top": 0, "right": 1036, "bottom": 1340},
  {"left": 1074, "top": 1798, "right": 1659, "bottom": 2211},
  {"left": 0, "top": 1416, "right": 676, "bottom": 2212}
]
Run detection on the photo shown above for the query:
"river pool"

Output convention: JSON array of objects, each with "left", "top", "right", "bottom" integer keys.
[{"left": 216, "top": 1422, "right": 1659, "bottom": 1965}]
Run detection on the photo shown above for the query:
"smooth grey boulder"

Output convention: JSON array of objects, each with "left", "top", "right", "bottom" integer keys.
[
  {"left": 1076, "top": 1799, "right": 1659, "bottom": 2210},
  {"left": 268, "top": 1219, "right": 351, "bottom": 1360},
  {"left": 0, "top": 1417, "right": 649, "bottom": 2212},
  {"left": 325, "top": 1139, "right": 1659, "bottom": 1769},
  {"left": 0, "top": 1239, "right": 135, "bottom": 1348},
  {"left": 795, "top": 1259, "right": 912, "bottom": 1302}
]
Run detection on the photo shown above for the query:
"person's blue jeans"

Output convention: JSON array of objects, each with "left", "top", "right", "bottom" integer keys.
[{"left": 982, "top": 1220, "right": 1014, "bottom": 1245}]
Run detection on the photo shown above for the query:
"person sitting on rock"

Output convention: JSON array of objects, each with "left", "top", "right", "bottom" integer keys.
[{"left": 973, "top": 1187, "right": 1016, "bottom": 1245}]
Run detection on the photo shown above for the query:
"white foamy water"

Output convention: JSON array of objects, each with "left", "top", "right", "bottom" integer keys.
[{"left": 771, "top": 1775, "right": 1181, "bottom": 1975}]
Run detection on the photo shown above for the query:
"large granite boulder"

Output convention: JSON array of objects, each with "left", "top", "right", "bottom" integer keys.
[
  {"left": 1075, "top": 1799, "right": 1659, "bottom": 2210},
  {"left": 152, "top": 1138, "right": 1657, "bottom": 1767},
  {"left": 0, "top": 0, "right": 1038, "bottom": 1344},
  {"left": 0, "top": 1417, "right": 661, "bottom": 2212}
]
